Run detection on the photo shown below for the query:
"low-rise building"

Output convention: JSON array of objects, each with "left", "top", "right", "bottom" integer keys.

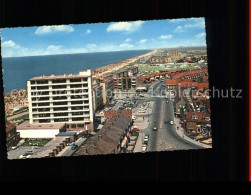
[
  {"left": 16, "top": 120, "right": 66, "bottom": 139},
  {"left": 104, "top": 109, "right": 132, "bottom": 120},
  {"left": 74, "top": 112, "right": 132, "bottom": 155},
  {"left": 183, "top": 111, "right": 211, "bottom": 134},
  {"left": 6, "top": 122, "right": 20, "bottom": 149}
]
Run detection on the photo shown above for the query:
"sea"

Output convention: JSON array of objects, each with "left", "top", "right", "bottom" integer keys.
[{"left": 2, "top": 49, "right": 151, "bottom": 93}]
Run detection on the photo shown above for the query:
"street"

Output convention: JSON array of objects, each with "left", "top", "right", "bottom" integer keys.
[{"left": 140, "top": 81, "right": 202, "bottom": 151}]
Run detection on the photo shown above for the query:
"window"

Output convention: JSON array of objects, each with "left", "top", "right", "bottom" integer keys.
[
  {"left": 72, "top": 117, "right": 84, "bottom": 121},
  {"left": 53, "top": 101, "right": 68, "bottom": 106},
  {"left": 51, "top": 79, "right": 66, "bottom": 84},
  {"left": 37, "top": 80, "right": 48, "bottom": 84},
  {"left": 70, "top": 78, "right": 81, "bottom": 83},
  {"left": 71, "top": 101, "right": 83, "bottom": 105},
  {"left": 205, "top": 117, "right": 210, "bottom": 121},
  {"left": 52, "top": 85, "right": 67, "bottom": 89},
  {"left": 54, "top": 113, "right": 68, "bottom": 117},
  {"left": 37, "top": 86, "right": 49, "bottom": 90},
  {"left": 54, "top": 118, "right": 68, "bottom": 122},
  {"left": 192, "top": 115, "right": 198, "bottom": 120},
  {"left": 53, "top": 96, "right": 67, "bottom": 100}
]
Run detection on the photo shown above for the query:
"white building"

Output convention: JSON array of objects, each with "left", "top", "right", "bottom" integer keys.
[
  {"left": 16, "top": 120, "right": 66, "bottom": 139},
  {"left": 26, "top": 69, "right": 94, "bottom": 133}
]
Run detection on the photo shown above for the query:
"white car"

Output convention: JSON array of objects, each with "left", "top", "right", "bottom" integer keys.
[
  {"left": 19, "top": 153, "right": 31, "bottom": 159},
  {"left": 138, "top": 109, "right": 145, "bottom": 113},
  {"left": 170, "top": 120, "right": 174, "bottom": 125},
  {"left": 11, "top": 145, "right": 19, "bottom": 150},
  {"left": 142, "top": 144, "right": 147, "bottom": 152},
  {"left": 132, "top": 116, "right": 137, "bottom": 120}
]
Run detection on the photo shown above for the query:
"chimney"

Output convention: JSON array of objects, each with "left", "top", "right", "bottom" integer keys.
[{"left": 90, "top": 141, "right": 96, "bottom": 146}]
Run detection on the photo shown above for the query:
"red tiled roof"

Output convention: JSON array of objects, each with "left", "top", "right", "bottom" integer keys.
[
  {"left": 104, "top": 110, "right": 132, "bottom": 120},
  {"left": 172, "top": 68, "right": 208, "bottom": 79},
  {"left": 6, "top": 122, "right": 15, "bottom": 133},
  {"left": 185, "top": 111, "right": 211, "bottom": 124},
  {"left": 166, "top": 79, "right": 179, "bottom": 85}
]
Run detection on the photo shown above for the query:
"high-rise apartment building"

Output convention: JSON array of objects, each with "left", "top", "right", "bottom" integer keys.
[{"left": 27, "top": 69, "right": 94, "bottom": 132}]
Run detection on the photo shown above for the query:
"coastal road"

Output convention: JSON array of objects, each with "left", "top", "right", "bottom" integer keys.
[{"left": 141, "top": 81, "right": 202, "bottom": 151}]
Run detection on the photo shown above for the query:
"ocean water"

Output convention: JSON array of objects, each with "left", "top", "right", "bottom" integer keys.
[{"left": 2, "top": 50, "right": 151, "bottom": 93}]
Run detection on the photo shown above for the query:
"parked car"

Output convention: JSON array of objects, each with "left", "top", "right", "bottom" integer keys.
[
  {"left": 132, "top": 116, "right": 137, "bottom": 120},
  {"left": 132, "top": 126, "right": 140, "bottom": 131},
  {"left": 144, "top": 133, "right": 149, "bottom": 139},
  {"left": 11, "top": 145, "right": 19, "bottom": 150},
  {"left": 138, "top": 109, "right": 145, "bottom": 113},
  {"left": 71, "top": 144, "right": 78, "bottom": 150},
  {"left": 19, "top": 153, "right": 31, "bottom": 159},
  {"left": 142, "top": 144, "right": 147, "bottom": 152},
  {"left": 170, "top": 120, "right": 174, "bottom": 125},
  {"left": 153, "top": 126, "right": 158, "bottom": 131},
  {"left": 66, "top": 142, "right": 74, "bottom": 146},
  {"left": 26, "top": 150, "right": 33, "bottom": 155}
]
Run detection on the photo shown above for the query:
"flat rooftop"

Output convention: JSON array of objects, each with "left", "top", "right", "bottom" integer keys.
[
  {"left": 17, "top": 120, "right": 65, "bottom": 130},
  {"left": 29, "top": 70, "right": 91, "bottom": 81}
]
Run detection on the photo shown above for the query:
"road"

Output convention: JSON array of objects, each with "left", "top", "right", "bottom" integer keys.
[
  {"left": 141, "top": 81, "right": 202, "bottom": 151},
  {"left": 7, "top": 111, "right": 29, "bottom": 121}
]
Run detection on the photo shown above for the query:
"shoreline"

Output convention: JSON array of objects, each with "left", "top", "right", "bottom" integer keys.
[{"left": 4, "top": 49, "right": 157, "bottom": 95}]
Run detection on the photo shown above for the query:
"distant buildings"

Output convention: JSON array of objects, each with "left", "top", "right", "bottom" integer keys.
[
  {"left": 113, "top": 67, "right": 139, "bottom": 91},
  {"left": 26, "top": 69, "right": 95, "bottom": 133}
]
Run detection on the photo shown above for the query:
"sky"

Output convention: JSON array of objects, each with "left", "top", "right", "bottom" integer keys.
[{"left": 0, "top": 17, "right": 206, "bottom": 58}]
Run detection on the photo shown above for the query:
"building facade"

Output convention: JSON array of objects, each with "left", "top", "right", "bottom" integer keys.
[
  {"left": 27, "top": 69, "right": 94, "bottom": 132},
  {"left": 100, "top": 78, "right": 114, "bottom": 106},
  {"left": 6, "top": 122, "right": 20, "bottom": 149},
  {"left": 92, "top": 84, "right": 104, "bottom": 111},
  {"left": 113, "top": 67, "right": 139, "bottom": 91}
]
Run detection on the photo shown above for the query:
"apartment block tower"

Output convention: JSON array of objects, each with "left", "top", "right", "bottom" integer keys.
[{"left": 27, "top": 69, "right": 94, "bottom": 132}]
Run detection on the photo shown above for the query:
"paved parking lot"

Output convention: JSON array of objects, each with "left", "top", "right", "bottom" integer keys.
[{"left": 8, "top": 146, "right": 42, "bottom": 159}]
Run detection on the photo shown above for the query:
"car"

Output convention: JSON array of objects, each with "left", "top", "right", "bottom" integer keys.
[
  {"left": 132, "top": 126, "right": 140, "bottom": 131},
  {"left": 71, "top": 144, "right": 78, "bottom": 150},
  {"left": 26, "top": 150, "right": 34, "bottom": 155},
  {"left": 66, "top": 142, "right": 74, "bottom": 146},
  {"left": 170, "top": 120, "right": 174, "bottom": 125},
  {"left": 153, "top": 126, "right": 158, "bottom": 131},
  {"left": 142, "top": 144, "right": 147, "bottom": 152},
  {"left": 19, "top": 153, "right": 31, "bottom": 159},
  {"left": 99, "top": 111, "right": 104, "bottom": 114},
  {"left": 143, "top": 138, "right": 149, "bottom": 144},
  {"left": 144, "top": 133, "right": 149, "bottom": 139},
  {"left": 132, "top": 116, "right": 137, "bottom": 120},
  {"left": 11, "top": 145, "right": 19, "bottom": 150},
  {"left": 138, "top": 109, "right": 145, "bottom": 113}
]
